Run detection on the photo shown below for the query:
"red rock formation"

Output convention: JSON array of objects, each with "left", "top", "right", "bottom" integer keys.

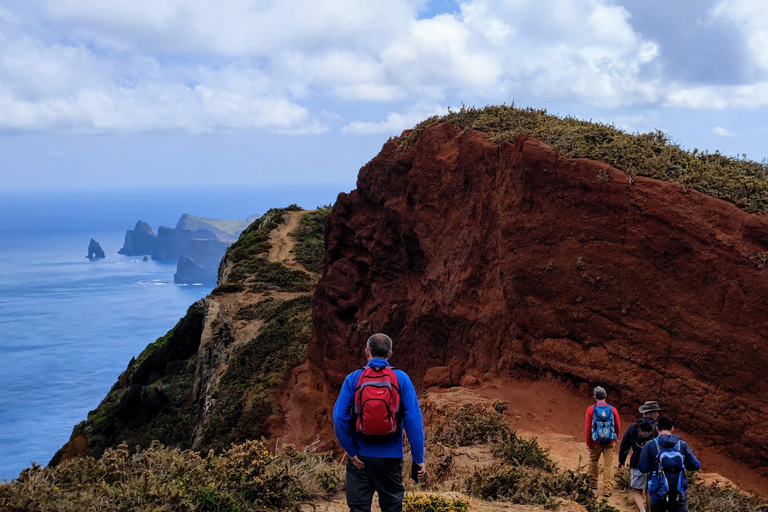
[{"left": 311, "top": 122, "right": 768, "bottom": 474}]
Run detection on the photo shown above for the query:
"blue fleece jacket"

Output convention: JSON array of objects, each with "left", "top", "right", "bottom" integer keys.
[
  {"left": 638, "top": 433, "right": 701, "bottom": 501},
  {"left": 333, "top": 358, "right": 425, "bottom": 463}
]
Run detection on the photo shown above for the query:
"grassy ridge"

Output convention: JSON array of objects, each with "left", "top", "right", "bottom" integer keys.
[{"left": 398, "top": 105, "right": 768, "bottom": 213}]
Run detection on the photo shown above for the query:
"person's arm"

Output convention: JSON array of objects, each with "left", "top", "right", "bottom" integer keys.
[
  {"left": 397, "top": 371, "right": 425, "bottom": 464},
  {"left": 613, "top": 406, "right": 621, "bottom": 442},
  {"left": 682, "top": 442, "right": 701, "bottom": 471},
  {"left": 618, "top": 423, "right": 635, "bottom": 466},
  {"left": 585, "top": 406, "right": 593, "bottom": 449},
  {"left": 637, "top": 441, "right": 654, "bottom": 474},
  {"left": 332, "top": 372, "right": 359, "bottom": 458}
]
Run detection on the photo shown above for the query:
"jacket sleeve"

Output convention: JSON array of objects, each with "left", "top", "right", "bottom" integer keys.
[
  {"left": 585, "top": 406, "right": 593, "bottom": 447},
  {"left": 637, "top": 441, "right": 654, "bottom": 474},
  {"left": 333, "top": 372, "right": 358, "bottom": 458},
  {"left": 618, "top": 422, "right": 635, "bottom": 466},
  {"left": 613, "top": 406, "right": 621, "bottom": 443},
  {"left": 398, "top": 371, "right": 425, "bottom": 464},
  {"left": 682, "top": 442, "right": 701, "bottom": 471}
]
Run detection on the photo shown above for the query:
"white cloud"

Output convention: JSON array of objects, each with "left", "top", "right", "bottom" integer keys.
[
  {"left": 666, "top": 81, "right": 768, "bottom": 109},
  {"left": 712, "top": 126, "right": 735, "bottom": 137},
  {"left": 342, "top": 104, "right": 447, "bottom": 135},
  {"left": 709, "top": 0, "right": 768, "bottom": 75},
  {"left": 0, "top": 0, "right": 673, "bottom": 133}
]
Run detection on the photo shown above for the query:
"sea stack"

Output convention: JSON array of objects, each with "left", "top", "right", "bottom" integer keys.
[{"left": 86, "top": 239, "right": 105, "bottom": 260}]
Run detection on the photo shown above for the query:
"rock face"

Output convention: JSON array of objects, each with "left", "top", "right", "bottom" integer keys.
[
  {"left": 118, "top": 221, "right": 157, "bottom": 255},
  {"left": 86, "top": 239, "right": 105, "bottom": 260},
  {"left": 311, "top": 123, "right": 768, "bottom": 473},
  {"left": 174, "top": 239, "right": 230, "bottom": 285}
]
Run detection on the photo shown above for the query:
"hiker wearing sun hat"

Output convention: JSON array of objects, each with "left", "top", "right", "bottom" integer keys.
[{"left": 619, "top": 401, "right": 662, "bottom": 512}]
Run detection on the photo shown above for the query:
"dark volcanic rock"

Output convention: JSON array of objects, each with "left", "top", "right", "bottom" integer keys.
[
  {"left": 174, "top": 239, "right": 230, "bottom": 285},
  {"left": 311, "top": 123, "right": 768, "bottom": 474},
  {"left": 152, "top": 225, "right": 188, "bottom": 260},
  {"left": 118, "top": 221, "right": 157, "bottom": 255},
  {"left": 86, "top": 239, "right": 105, "bottom": 260}
]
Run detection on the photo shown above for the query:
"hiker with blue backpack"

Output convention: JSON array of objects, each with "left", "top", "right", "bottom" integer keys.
[
  {"left": 333, "top": 333, "right": 426, "bottom": 512},
  {"left": 638, "top": 415, "right": 700, "bottom": 512},
  {"left": 619, "top": 401, "right": 662, "bottom": 512},
  {"left": 585, "top": 386, "right": 621, "bottom": 497}
]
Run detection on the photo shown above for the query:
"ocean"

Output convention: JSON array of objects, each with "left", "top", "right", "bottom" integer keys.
[{"left": 0, "top": 184, "right": 347, "bottom": 481}]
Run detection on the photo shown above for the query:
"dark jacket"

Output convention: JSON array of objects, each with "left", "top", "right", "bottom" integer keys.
[
  {"left": 619, "top": 417, "right": 657, "bottom": 468},
  {"left": 638, "top": 433, "right": 701, "bottom": 501}
]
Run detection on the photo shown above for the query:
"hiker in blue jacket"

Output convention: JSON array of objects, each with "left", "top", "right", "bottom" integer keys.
[
  {"left": 333, "top": 333, "right": 426, "bottom": 512},
  {"left": 638, "top": 415, "right": 700, "bottom": 512}
]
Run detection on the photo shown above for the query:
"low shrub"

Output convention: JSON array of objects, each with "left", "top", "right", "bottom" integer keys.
[
  {"left": 0, "top": 440, "right": 341, "bottom": 512},
  {"left": 466, "top": 463, "right": 595, "bottom": 510},
  {"left": 431, "top": 404, "right": 510, "bottom": 447},
  {"left": 290, "top": 205, "right": 332, "bottom": 274},
  {"left": 687, "top": 475, "right": 768, "bottom": 512},
  {"left": 403, "top": 494, "right": 470, "bottom": 512}
]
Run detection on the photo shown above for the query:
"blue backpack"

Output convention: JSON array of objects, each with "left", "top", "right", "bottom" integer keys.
[
  {"left": 591, "top": 404, "right": 617, "bottom": 443},
  {"left": 648, "top": 439, "right": 687, "bottom": 501}
]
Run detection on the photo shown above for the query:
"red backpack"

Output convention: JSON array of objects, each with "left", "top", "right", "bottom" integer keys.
[{"left": 354, "top": 365, "right": 401, "bottom": 437}]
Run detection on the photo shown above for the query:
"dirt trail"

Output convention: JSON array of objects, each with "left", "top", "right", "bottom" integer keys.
[
  {"left": 268, "top": 210, "right": 305, "bottom": 269},
  {"left": 467, "top": 377, "right": 768, "bottom": 498}
]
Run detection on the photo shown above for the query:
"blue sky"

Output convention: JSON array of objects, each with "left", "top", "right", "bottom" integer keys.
[{"left": 1, "top": 0, "right": 766, "bottom": 190}]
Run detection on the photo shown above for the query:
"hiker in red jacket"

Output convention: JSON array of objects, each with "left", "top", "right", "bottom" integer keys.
[{"left": 585, "top": 386, "right": 621, "bottom": 497}]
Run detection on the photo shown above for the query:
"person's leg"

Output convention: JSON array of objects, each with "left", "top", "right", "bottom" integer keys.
[
  {"left": 588, "top": 445, "right": 602, "bottom": 489},
  {"left": 668, "top": 500, "right": 688, "bottom": 512},
  {"left": 648, "top": 497, "right": 668, "bottom": 512},
  {"left": 629, "top": 469, "right": 648, "bottom": 511},
  {"left": 346, "top": 458, "right": 376, "bottom": 512},
  {"left": 631, "top": 488, "right": 646, "bottom": 511},
  {"left": 602, "top": 443, "right": 615, "bottom": 495},
  {"left": 365, "top": 457, "right": 405, "bottom": 512}
]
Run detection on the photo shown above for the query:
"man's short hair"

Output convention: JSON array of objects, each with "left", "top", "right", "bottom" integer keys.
[
  {"left": 657, "top": 415, "right": 674, "bottom": 431},
  {"left": 593, "top": 386, "right": 607, "bottom": 400},
  {"left": 367, "top": 333, "right": 393, "bottom": 358}
]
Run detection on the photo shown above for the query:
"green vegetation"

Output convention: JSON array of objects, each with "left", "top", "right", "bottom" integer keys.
[
  {"left": 221, "top": 206, "right": 315, "bottom": 292},
  {"left": 431, "top": 403, "right": 516, "bottom": 448},
  {"left": 688, "top": 475, "right": 768, "bottom": 512},
  {"left": 2, "top": 441, "right": 341, "bottom": 512},
  {"left": 225, "top": 208, "right": 289, "bottom": 264},
  {"left": 290, "top": 205, "right": 333, "bottom": 274},
  {"left": 199, "top": 295, "right": 312, "bottom": 451},
  {"left": 403, "top": 495, "right": 470, "bottom": 512},
  {"left": 397, "top": 105, "right": 768, "bottom": 213}
]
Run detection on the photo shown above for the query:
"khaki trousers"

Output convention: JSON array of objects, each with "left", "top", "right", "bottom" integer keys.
[{"left": 588, "top": 443, "right": 615, "bottom": 494}]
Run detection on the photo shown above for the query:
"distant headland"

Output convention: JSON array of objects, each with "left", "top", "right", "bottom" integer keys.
[{"left": 118, "top": 213, "right": 257, "bottom": 284}]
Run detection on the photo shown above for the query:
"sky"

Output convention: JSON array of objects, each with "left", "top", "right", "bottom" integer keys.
[{"left": 1, "top": 0, "right": 767, "bottom": 190}]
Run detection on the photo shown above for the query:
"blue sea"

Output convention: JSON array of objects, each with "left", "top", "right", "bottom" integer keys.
[{"left": 0, "top": 184, "right": 346, "bottom": 481}]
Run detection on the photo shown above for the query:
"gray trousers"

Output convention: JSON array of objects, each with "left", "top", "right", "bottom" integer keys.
[{"left": 346, "top": 456, "right": 405, "bottom": 512}]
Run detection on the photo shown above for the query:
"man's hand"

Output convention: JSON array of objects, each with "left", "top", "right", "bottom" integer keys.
[
  {"left": 350, "top": 455, "right": 365, "bottom": 470},
  {"left": 417, "top": 462, "right": 427, "bottom": 480},
  {"left": 587, "top": 444, "right": 593, "bottom": 452}
]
